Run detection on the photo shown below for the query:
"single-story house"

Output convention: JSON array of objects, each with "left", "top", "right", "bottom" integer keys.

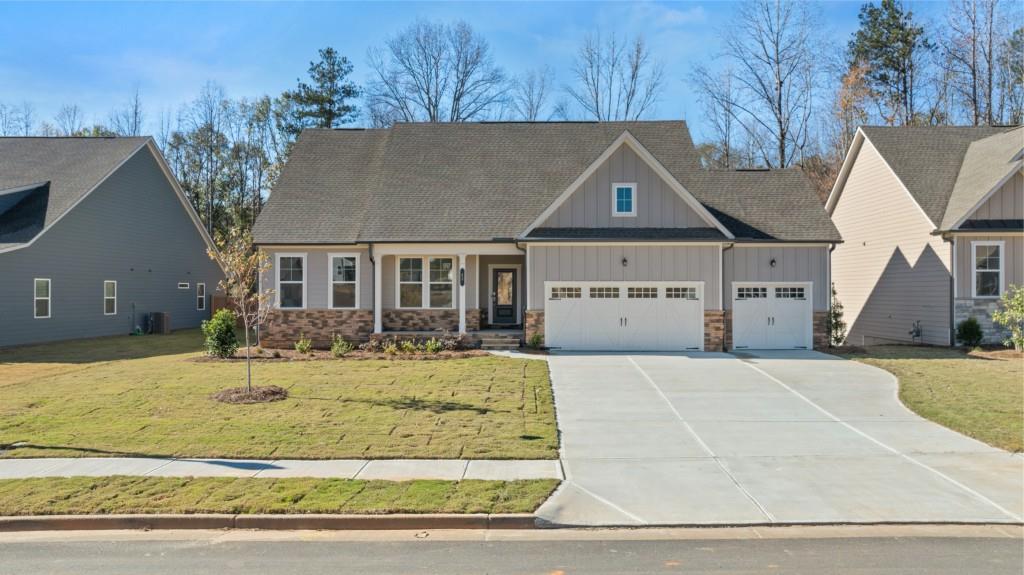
[
  {"left": 0, "top": 137, "right": 223, "bottom": 347},
  {"left": 252, "top": 121, "right": 840, "bottom": 351},
  {"left": 827, "top": 126, "right": 1023, "bottom": 346}
]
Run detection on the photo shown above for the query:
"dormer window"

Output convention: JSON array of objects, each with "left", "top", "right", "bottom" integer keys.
[{"left": 612, "top": 183, "right": 636, "bottom": 217}]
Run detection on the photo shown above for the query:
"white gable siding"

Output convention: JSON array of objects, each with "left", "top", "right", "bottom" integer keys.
[
  {"left": 538, "top": 144, "right": 706, "bottom": 229},
  {"left": 831, "top": 139, "right": 952, "bottom": 346},
  {"left": 968, "top": 171, "right": 1024, "bottom": 220}
]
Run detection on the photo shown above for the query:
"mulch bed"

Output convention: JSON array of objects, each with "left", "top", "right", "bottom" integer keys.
[
  {"left": 192, "top": 347, "right": 490, "bottom": 362},
  {"left": 211, "top": 385, "right": 289, "bottom": 404}
]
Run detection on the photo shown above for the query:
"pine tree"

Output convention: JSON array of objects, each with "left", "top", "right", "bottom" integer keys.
[{"left": 280, "top": 47, "right": 360, "bottom": 137}]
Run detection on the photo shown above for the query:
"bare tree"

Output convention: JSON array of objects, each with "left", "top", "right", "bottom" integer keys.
[
  {"left": 691, "top": 67, "right": 741, "bottom": 168},
  {"left": 511, "top": 67, "right": 554, "bottom": 121},
  {"left": 55, "top": 104, "right": 84, "bottom": 136},
  {"left": 565, "top": 32, "right": 664, "bottom": 121},
  {"left": 366, "top": 19, "right": 509, "bottom": 124},
  {"left": 3, "top": 102, "right": 36, "bottom": 135},
  {"left": 109, "top": 88, "right": 144, "bottom": 136}
]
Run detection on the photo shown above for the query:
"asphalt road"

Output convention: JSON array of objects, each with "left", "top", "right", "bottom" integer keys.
[{"left": 1, "top": 530, "right": 1021, "bottom": 574}]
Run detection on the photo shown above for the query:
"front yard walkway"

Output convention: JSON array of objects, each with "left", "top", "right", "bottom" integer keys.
[{"left": 0, "top": 330, "right": 558, "bottom": 460}]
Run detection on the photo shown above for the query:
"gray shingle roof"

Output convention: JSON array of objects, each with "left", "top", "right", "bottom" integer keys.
[
  {"left": 940, "top": 127, "right": 1024, "bottom": 230},
  {"left": 860, "top": 126, "right": 1016, "bottom": 226},
  {"left": 253, "top": 122, "right": 840, "bottom": 244},
  {"left": 0, "top": 137, "right": 149, "bottom": 245}
]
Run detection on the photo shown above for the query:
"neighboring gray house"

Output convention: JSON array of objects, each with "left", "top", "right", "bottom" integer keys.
[
  {"left": 252, "top": 121, "right": 840, "bottom": 352},
  {"left": 0, "top": 137, "right": 223, "bottom": 347},
  {"left": 828, "top": 126, "right": 1023, "bottom": 346}
]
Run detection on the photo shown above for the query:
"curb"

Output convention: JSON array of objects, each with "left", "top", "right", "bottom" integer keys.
[{"left": 0, "top": 513, "right": 538, "bottom": 532}]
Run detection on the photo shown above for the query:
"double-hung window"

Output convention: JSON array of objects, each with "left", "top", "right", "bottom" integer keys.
[
  {"left": 330, "top": 254, "right": 359, "bottom": 309},
  {"left": 397, "top": 257, "right": 455, "bottom": 308},
  {"left": 196, "top": 283, "right": 206, "bottom": 311},
  {"left": 277, "top": 254, "right": 306, "bottom": 309},
  {"left": 612, "top": 183, "right": 637, "bottom": 217},
  {"left": 34, "top": 278, "right": 51, "bottom": 319},
  {"left": 972, "top": 241, "right": 1003, "bottom": 298},
  {"left": 103, "top": 281, "right": 117, "bottom": 315}
]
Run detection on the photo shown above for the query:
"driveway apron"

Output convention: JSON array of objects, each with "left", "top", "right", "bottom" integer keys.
[{"left": 536, "top": 351, "right": 1024, "bottom": 527}]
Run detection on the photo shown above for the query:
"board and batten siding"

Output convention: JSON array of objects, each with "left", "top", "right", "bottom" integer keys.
[
  {"left": 969, "top": 171, "right": 1023, "bottom": 220},
  {"left": 261, "top": 247, "right": 372, "bottom": 309},
  {"left": 0, "top": 148, "right": 223, "bottom": 347},
  {"left": 538, "top": 144, "right": 706, "bottom": 229},
  {"left": 723, "top": 246, "right": 830, "bottom": 311},
  {"left": 527, "top": 245, "right": 721, "bottom": 310},
  {"left": 831, "top": 138, "right": 952, "bottom": 346},
  {"left": 953, "top": 235, "right": 1024, "bottom": 297}
]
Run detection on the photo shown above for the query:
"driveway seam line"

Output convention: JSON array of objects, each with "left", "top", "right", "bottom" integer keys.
[
  {"left": 737, "top": 358, "right": 1024, "bottom": 524},
  {"left": 626, "top": 356, "right": 777, "bottom": 524},
  {"left": 142, "top": 458, "right": 176, "bottom": 477},
  {"left": 569, "top": 481, "right": 648, "bottom": 525}
]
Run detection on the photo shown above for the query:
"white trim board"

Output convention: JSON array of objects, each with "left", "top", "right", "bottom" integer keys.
[
  {"left": 519, "top": 130, "right": 735, "bottom": 239},
  {"left": 487, "top": 263, "right": 523, "bottom": 326}
]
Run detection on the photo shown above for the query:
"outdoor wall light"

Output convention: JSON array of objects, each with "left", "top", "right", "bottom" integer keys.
[
  {"left": 621, "top": 257, "right": 629, "bottom": 267},
  {"left": 769, "top": 258, "right": 777, "bottom": 268}
]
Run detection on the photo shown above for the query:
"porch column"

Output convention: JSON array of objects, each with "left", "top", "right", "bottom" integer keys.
[
  {"left": 458, "top": 253, "right": 467, "bottom": 334},
  {"left": 373, "top": 255, "right": 383, "bottom": 333}
]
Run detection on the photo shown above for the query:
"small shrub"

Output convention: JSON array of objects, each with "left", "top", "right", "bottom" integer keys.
[
  {"left": 272, "top": 349, "right": 282, "bottom": 358},
  {"left": 254, "top": 347, "right": 264, "bottom": 355},
  {"left": 201, "top": 309, "right": 239, "bottom": 359},
  {"left": 399, "top": 340, "right": 420, "bottom": 354},
  {"left": 527, "top": 333, "right": 543, "bottom": 349},
  {"left": 992, "top": 284, "right": 1024, "bottom": 350},
  {"left": 438, "top": 331, "right": 471, "bottom": 351},
  {"left": 956, "top": 317, "right": 983, "bottom": 347},
  {"left": 829, "top": 283, "right": 847, "bottom": 347},
  {"left": 423, "top": 337, "right": 443, "bottom": 353},
  {"left": 383, "top": 340, "right": 399, "bottom": 355},
  {"left": 294, "top": 334, "right": 313, "bottom": 354},
  {"left": 359, "top": 338, "right": 383, "bottom": 353},
  {"left": 331, "top": 335, "right": 354, "bottom": 358}
]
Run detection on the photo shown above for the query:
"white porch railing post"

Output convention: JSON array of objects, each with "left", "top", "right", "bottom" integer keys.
[{"left": 458, "top": 253, "right": 467, "bottom": 334}]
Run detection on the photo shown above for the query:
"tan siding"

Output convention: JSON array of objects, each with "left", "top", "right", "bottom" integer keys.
[
  {"left": 954, "top": 235, "right": 1024, "bottom": 297},
  {"left": 538, "top": 144, "right": 706, "bottom": 228},
  {"left": 723, "top": 246, "right": 830, "bottom": 310},
  {"left": 969, "top": 171, "right": 1024, "bottom": 220},
  {"left": 831, "top": 140, "right": 952, "bottom": 345},
  {"left": 527, "top": 244, "right": 721, "bottom": 310}
]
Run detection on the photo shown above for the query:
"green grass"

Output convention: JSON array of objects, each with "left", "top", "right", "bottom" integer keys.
[
  {"left": 0, "top": 476, "right": 559, "bottom": 516},
  {"left": 0, "top": 330, "right": 558, "bottom": 460},
  {"left": 838, "top": 346, "right": 1024, "bottom": 452}
]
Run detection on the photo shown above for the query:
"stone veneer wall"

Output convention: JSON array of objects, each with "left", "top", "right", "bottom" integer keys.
[
  {"left": 382, "top": 309, "right": 459, "bottom": 332},
  {"left": 813, "top": 311, "right": 829, "bottom": 350},
  {"left": 704, "top": 311, "right": 725, "bottom": 351},
  {"left": 261, "top": 309, "right": 373, "bottom": 349},
  {"left": 525, "top": 310, "right": 544, "bottom": 344},
  {"left": 954, "top": 298, "right": 1009, "bottom": 344},
  {"left": 466, "top": 308, "right": 481, "bottom": 332}
]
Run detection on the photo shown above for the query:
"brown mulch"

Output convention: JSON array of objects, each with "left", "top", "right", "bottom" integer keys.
[
  {"left": 970, "top": 347, "right": 1024, "bottom": 361},
  {"left": 211, "top": 385, "right": 289, "bottom": 404},
  {"left": 192, "top": 347, "right": 490, "bottom": 362}
]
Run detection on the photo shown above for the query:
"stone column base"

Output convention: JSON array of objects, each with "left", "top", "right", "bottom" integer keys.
[
  {"left": 525, "top": 310, "right": 544, "bottom": 345},
  {"left": 813, "top": 311, "right": 828, "bottom": 350},
  {"left": 704, "top": 310, "right": 725, "bottom": 351}
]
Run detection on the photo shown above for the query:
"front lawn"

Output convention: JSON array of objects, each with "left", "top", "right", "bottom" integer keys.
[
  {"left": 0, "top": 330, "right": 558, "bottom": 460},
  {"left": 0, "top": 477, "right": 558, "bottom": 515},
  {"left": 838, "top": 346, "right": 1023, "bottom": 452}
]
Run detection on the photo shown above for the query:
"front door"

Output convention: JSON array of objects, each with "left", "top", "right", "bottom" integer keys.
[{"left": 491, "top": 269, "right": 517, "bottom": 325}]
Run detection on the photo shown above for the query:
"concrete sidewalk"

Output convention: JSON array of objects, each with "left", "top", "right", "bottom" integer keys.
[{"left": 0, "top": 457, "right": 563, "bottom": 481}]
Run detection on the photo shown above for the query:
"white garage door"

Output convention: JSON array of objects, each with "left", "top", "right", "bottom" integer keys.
[
  {"left": 732, "top": 283, "right": 812, "bottom": 350},
  {"left": 544, "top": 282, "right": 704, "bottom": 351}
]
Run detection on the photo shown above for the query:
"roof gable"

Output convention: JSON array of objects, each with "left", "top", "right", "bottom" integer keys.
[{"left": 941, "top": 128, "right": 1024, "bottom": 229}]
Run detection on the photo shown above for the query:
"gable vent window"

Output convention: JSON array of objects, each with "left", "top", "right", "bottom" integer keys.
[
  {"left": 177, "top": 282, "right": 190, "bottom": 289},
  {"left": 103, "top": 281, "right": 117, "bottom": 315},
  {"left": 612, "top": 183, "right": 637, "bottom": 217}
]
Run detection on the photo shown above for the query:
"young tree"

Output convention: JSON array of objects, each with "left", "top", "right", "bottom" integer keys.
[
  {"left": 366, "top": 19, "right": 509, "bottom": 124},
  {"left": 208, "top": 227, "right": 275, "bottom": 393},
  {"left": 279, "top": 47, "right": 360, "bottom": 137},
  {"left": 565, "top": 32, "right": 664, "bottom": 121},
  {"left": 992, "top": 284, "right": 1024, "bottom": 350},
  {"left": 849, "top": 0, "right": 934, "bottom": 125}
]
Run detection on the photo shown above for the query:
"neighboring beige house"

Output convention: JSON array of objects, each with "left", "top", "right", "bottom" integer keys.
[
  {"left": 827, "top": 126, "right": 1023, "bottom": 346},
  {"left": 252, "top": 121, "right": 840, "bottom": 352}
]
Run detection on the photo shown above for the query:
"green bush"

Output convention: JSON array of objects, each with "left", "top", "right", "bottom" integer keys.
[
  {"left": 330, "top": 335, "right": 354, "bottom": 358},
  {"left": 992, "top": 284, "right": 1024, "bottom": 350},
  {"left": 383, "top": 340, "right": 399, "bottom": 355},
  {"left": 201, "top": 309, "right": 239, "bottom": 359},
  {"left": 527, "top": 333, "right": 543, "bottom": 349},
  {"left": 423, "top": 337, "right": 443, "bottom": 353},
  {"left": 294, "top": 334, "right": 313, "bottom": 354},
  {"left": 956, "top": 317, "right": 984, "bottom": 347},
  {"left": 399, "top": 340, "right": 420, "bottom": 354}
]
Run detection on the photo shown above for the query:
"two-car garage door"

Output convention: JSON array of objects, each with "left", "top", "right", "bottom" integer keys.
[{"left": 545, "top": 282, "right": 704, "bottom": 351}]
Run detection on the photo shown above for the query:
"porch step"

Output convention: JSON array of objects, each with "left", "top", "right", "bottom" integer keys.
[{"left": 478, "top": 336, "right": 523, "bottom": 350}]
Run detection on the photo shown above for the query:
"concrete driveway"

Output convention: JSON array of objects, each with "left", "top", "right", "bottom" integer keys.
[{"left": 536, "top": 351, "right": 1024, "bottom": 527}]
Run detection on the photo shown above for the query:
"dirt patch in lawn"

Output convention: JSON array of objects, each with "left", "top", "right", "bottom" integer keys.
[{"left": 211, "top": 385, "right": 289, "bottom": 404}]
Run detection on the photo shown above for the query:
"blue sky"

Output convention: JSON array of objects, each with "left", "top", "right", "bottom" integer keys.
[{"left": 0, "top": 1, "right": 947, "bottom": 142}]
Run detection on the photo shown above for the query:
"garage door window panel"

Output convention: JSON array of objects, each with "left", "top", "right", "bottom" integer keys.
[
  {"left": 551, "top": 287, "right": 581, "bottom": 299},
  {"left": 627, "top": 287, "right": 657, "bottom": 298}
]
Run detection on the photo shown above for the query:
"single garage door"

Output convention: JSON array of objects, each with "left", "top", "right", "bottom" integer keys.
[
  {"left": 544, "top": 282, "right": 704, "bottom": 351},
  {"left": 732, "top": 282, "right": 812, "bottom": 350}
]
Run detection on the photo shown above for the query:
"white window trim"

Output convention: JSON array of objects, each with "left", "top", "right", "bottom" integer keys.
[
  {"left": 328, "top": 253, "right": 360, "bottom": 309},
  {"left": 971, "top": 240, "right": 1004, "bottom": 299},
  {"left": 34, "top": 278, "right": 51, "bottom": 319},
  {"left": 395, "top": 256, "right": 456, "bottom": 310},
  {"left": 196, "top": 282, "right": 206, "bottom": 311},
  {"left": 275, "top": 252, "right": 307, "bottom": 310},
  {"left": 612, "top": 182, "right": 637, "bottom": 217},
  {"left": 103, "top": 280, "right": 117, "bottom": 316},
  {"left": 177, "top": 282, "right": 190, "bottom": 289}
]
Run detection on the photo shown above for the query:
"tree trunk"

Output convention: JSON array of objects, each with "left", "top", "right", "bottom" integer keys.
[{"left": 245, "top": 325, "right": 252, "bottom": 393}]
